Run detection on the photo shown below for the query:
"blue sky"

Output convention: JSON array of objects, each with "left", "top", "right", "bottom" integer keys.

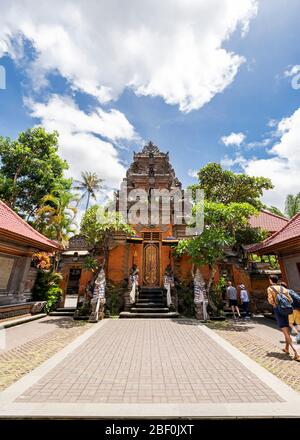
[{"left": 0, "top": 0, "right": 300, "bottom": 210}]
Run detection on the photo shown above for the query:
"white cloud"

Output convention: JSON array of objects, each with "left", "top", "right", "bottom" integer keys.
[
  {"left": 221, "top": 131, "right": 246, "bottom": 147},
  {"left": 246, "top": 138, "right": 271, "bottom": 149},
  {"left": 27, "top": 95, "right": 134, "bottom": 189},
  {"left": 0, "top": 0, "right": 258, "bottom": 112},
  {"left": 221, "top": 154, "right": 247, "bottom": 169},
  {"left": 26, "top": 94, "right": 136, "bottom": 142},
  {"left": 187, "top": 169, "right": 198, "bottom": 178},
  {"left": 244, "top": 107, "right": 300, "bottom": 209}
]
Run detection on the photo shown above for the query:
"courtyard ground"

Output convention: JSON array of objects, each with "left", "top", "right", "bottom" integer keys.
[
  {"left": 0, "top": 316, "right": 92, "bottom": 391},
  {"left": 0, "top": 316, "right": 300, "bottom": 418},
  {"left": 205, "top": 317, "right": 300, "bottom": 393}
]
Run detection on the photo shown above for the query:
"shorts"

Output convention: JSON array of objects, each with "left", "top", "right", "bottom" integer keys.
[
  {"left": 229, "top": 299, "right": 238, "bottom": 307},
  {"left": 289, "top": 309, "right": 300, "bottom": 326},
  {"left": 273, "top": 307, "right": 289, "bottom": 328}
]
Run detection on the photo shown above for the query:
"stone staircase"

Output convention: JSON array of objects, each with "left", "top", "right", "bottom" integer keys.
[
  {"left": 49, "top": 307, "right": 76, "bottom": 317},
  {"left": 120, "top": 287, "right": 179, "bottom": 319}
]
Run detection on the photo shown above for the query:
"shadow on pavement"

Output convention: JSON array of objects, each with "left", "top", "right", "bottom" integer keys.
[
  {"left": 266, "top": 351, "right": 294, "bottom": 361},
  {"left": 39, "top": 317, "right": 87, "bottom": 329}
]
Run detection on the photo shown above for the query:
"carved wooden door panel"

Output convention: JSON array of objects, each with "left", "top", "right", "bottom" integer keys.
[{"left": 143, "top": 243, "right": 159, "bottom": 286}]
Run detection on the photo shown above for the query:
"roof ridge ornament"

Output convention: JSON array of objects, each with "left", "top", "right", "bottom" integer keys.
[{"left": 141, "top": 141, "right": 161, "bottom": 155}]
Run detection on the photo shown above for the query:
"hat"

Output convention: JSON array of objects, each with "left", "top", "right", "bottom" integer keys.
[{"left": 240, "top": 284, "right": 245, "bottom": 289}]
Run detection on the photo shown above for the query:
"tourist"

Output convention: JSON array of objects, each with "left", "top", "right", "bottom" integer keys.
[
  {"left": 267, "top": 275, "right": 300, "bottom": 361},
  {"left": 226, "top": 281, "right": 241, "bottom": 319},
  {"left": 280, "top": 281, "right": 300, "bottom": 344},
  {"left": 240, "top": 284, "right": 250, "bottom": 318}
]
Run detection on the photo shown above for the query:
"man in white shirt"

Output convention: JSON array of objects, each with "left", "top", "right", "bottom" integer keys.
[
  {"left": 226, "top": 281, "right": 241, "bottom": 319},
  {"left": 240, "top": 284, "right": 250, "bottom": 319}
]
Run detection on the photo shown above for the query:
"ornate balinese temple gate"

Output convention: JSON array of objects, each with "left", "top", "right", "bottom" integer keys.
[{"left": 114, "top": 141, "right": 186, "bottom": 317}]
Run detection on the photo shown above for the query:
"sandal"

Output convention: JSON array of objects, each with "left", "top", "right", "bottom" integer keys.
[
  {"left": 282, "top": 349, "right": 289, "bottom": 355},
  {"left": 293, "top": 355, "right": 300, "bottom": 362}
]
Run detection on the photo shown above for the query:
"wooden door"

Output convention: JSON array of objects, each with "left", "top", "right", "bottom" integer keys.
[{"left": 143, "top": 243, "right": 160, "bottom": 286}]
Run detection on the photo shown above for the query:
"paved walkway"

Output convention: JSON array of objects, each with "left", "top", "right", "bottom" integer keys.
[
  {"left": 0, "top": 316, "right": 92, "bottom": 391},
  {"left": 205, "top": 317, "right": 300, "bottom": 393},
  {"left": 0, "top": 318, "right": 300, "bottom": 418}
]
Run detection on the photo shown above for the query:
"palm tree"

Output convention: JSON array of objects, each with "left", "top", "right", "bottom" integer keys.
[
  {"left": 74, "top": 171, "right": 103, "bottom": 212},
  {"left": 285, "top": 193, "right": 300, "bottom": 218},
  {"left": 35, "top": 190, "right": 79, "bottom": 248}
]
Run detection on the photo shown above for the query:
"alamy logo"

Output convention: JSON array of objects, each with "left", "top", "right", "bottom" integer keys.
[
  {"left": 291, "top": 73, "right": 300, "bottom": 90},
  {"left": 105, "top": 184, "right": 204, "bottom": 236},
  {"left": 285, "top": 65, "right": 300, "bottom": 90},
  {"left": 0, "top": 65, "right": 6, "bottom": 90}
]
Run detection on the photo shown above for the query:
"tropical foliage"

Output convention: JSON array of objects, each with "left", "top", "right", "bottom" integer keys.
[
  {"left": 80, "top": 204, "right": 133, "bottom": 249},
  {"left": 285, "top": 193, "right": 300, "bottom": 218},
  {"left": 176, "top": 163, "right": 273, "bottom": 312},
  {"left": 176, "top": 201, "right": 260, "bottom": 310},
  {"left": 74, "top": 171, "right": 103, "bottom": 212},
  {"left": 34, "top": 188, "right": 79, "bottom": 247},
  {"left": 0, "top": 127, "right": 71, "bottom": 221},
  {"left": 32, "top": 270, "right": 63, "bottom": 313},
  {"left": 80, "top": 205, "right": 133, "bottom": 279},
  {"left": 266, "top": 205, "right": 286, "bottom": 218},
  {"left": 189, "top": 162, "right": 273, "bottom": 209},
  {"left": 82, "top": 255, "right": 99, "bottom": 272},
  {"left": 32, "top": 252, "right": 52, "bottom": 270}
]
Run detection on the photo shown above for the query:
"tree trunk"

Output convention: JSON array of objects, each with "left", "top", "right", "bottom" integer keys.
[{"left": 85, "top": 192, "right": 91, "bottom": 212}]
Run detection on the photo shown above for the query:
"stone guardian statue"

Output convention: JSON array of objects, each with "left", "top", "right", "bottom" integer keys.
[
  {"left": 191, "top": 265, "right": 209, "bottom": 320},
  {"left": 129, "top": 264, "right": 139, "bottom": 304},
  {"left": 89, "top": 266, "right": 106, "bottom": 322},
  {"left": 164, "top": 265, "right": 174, "bottom": 308}
]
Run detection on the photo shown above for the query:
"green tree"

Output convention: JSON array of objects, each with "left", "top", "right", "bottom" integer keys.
[
  {"left": 32, "top": 270, "right": 63, "bottom": 313},
  {"left": 74, "top": 171, "right": 103, "bottom": 212},
  {"left": 285, "top": 193, "right": 300, "bottom": 218},
  {"left": 266, "top": 206, "right": 286, "bottom": 218},
  {"left": 189, "top": 163, "right": 273, "bottom": 209},
  {"left": 80, "top": 205, "right": 133, "bottom": 276},
  {"left": 0, "top": 127, "right": 71, "bottom": 220},
  {"left": 176, "top": 201, "right": 264, "bottom": 311},
  {"left": 35, "top": 189, "right": 79, "bottom": 247}
]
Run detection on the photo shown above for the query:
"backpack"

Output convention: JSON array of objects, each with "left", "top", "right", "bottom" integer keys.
[
  {"left": 289, "top": 289, "right": 300, "bottom": 310},
  {"left": 271, "top": 286, "right": 293, "bottom": 316}
]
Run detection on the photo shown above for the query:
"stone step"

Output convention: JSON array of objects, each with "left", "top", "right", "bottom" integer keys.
[
  {"left": 135, "top": 302, "right": 165, "bottom": 308},
  {"left": 56, "top": 307, "right": 76, "bottom": 312},
  {"left": 139, "top": 294, "right": 164, "bottom": 297},
  {"left": 49, "top": 311, "right": 74, "bottom": 316},
  {"left": 131, "top": 307, "right": 169, "bottom": 313},
  {"left": 119, "top": 312, "right": 179, "bottom": 319},
  {"left": 137, "top": 297, "right": 164, "bottom": 302},
  {"left": 138, "top": 296, "right": 163, "bottom": 301},
  {"left": 138, "top": 292, "right": 163, "bottom": 297}
]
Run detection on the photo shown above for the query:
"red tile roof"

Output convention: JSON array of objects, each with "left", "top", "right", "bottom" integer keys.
[
  {"left": 248, "top": 212, "right": 300, "bottom": 253},
  {"left": 249, "top": 209, "right": 288, "bottom": 233},
  {"left": 0, "top": 200, "right": 59, "bottom": 250}
]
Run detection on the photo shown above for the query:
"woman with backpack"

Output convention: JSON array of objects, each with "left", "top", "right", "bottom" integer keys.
[
  {"left": 267, "top": 275, "right": 300, "bottom": 361},
  {"left": 280, "top": 281, "right": 300, "bottom": 344}
]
